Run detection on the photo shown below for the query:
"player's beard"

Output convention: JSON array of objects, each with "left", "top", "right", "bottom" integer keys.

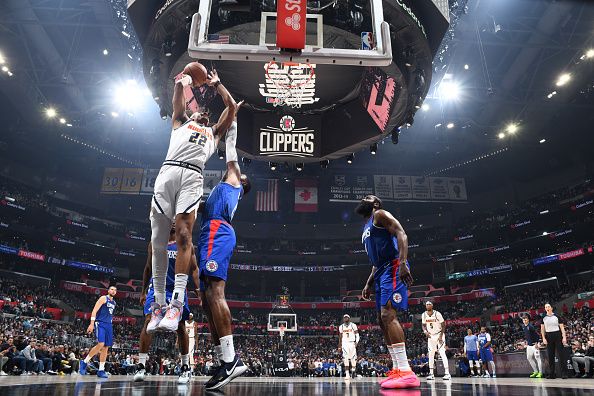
[{"left": 355, "top": 201, "right": 374, "bottom": 217}]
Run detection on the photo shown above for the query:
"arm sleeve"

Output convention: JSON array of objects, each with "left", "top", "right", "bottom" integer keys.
[
  {"left": 421, "top": 313, "right": 426, "bottom": 324},
  {"left": 225, "top": 121, "right": 238, "bottom": 163},
  {"left": 486, "top": 333, "right": 491, "bottom": 342},
  {"left": 338, "top": 325, "right": 343, "bottom": 334}
]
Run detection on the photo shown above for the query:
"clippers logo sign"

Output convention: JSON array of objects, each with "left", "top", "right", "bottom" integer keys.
[{"left": 255, "top": 113, "right": 321, "bottom": 158}]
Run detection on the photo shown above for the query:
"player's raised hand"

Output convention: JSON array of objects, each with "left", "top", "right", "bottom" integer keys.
[
  {"left": 398, "top": 260, "right": 413, "bottom": 286},
  {"left": 206, "top": 69, "right": 220, "bottom": 86}
]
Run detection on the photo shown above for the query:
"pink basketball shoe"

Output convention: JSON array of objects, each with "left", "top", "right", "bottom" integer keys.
[{"left": 380, "top": 370, "right": 420, "bottom": 389}]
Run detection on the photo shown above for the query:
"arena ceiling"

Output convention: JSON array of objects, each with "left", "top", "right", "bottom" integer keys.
[{"left": 0, "top": 0, "right": 593, "bottom": 191}]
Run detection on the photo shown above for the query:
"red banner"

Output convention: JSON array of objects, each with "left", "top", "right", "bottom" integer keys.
[
  {"left": 75, "top": 311, "right": 137, "bottom": 325},
  {"left": 559, "top": 248, "right": 584, "bottom": 261},
  {"left": 18, "top": 249, "right": 45, "bottom": 262},
  {"left": 574, "top": 299, "right": 594, "bottom": 310},
  {"left": 276, "top": 0, "right": 306, "bottom": 49},
  {"left": 491, "top": 308, "right": 546, "bottom": 322}
]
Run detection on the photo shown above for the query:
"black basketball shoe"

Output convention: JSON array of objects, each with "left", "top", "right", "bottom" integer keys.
[{"left": 204, "top": 355, "right": 248, "bottom": 391}]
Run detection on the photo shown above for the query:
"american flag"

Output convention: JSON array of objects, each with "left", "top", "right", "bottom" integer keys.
[
  {"left": 207, "top": 34, "right": 230, "bottom": 44},
  {"left": 256, "top": 179, "right": 279, "bottom": 212}
]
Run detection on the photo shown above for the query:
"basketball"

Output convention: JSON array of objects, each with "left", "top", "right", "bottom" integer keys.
[{"left": 183, "top": 62, "right": 208, "bottom": 86}]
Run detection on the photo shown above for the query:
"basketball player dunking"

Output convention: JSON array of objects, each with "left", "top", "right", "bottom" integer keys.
[
  {"left": 134, "top": 225, "right": 199, "bottom": 383},
  {"left": 185, "top": 313, "right": 198, "bottom": 370},
  {"left": 338, "top": 314, "right": 359, "bottom": 380},
  {"left": 79, "top": 285, "right": 117, "bottom": 378},
  {"left": 198, "top": 111, "right": 251, "bottom": 391},
  {"left": 148, "top": 69, "right": 238, "bottom": 333},
  {"left": 356, "top": 195, "right": 420, "bottom": 389}
]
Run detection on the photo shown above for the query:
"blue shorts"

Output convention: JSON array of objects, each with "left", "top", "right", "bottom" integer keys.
[
  {"left": 374, "top": 260, "right": 409, "bottom": 312},
  {"left": 467, "top": 350, "right": 479, "bottom": 360},
  {"left": 144, "top": 287, "right": 190, "bottom": 321},
  {"left": 480, "top": 348, "right": 493, "bottom": 362},
  {"left": 198, "top": 220, "right": 236, "bottom": 289},
  {"left": 95, "top": 321, "right": 113, "bottom": 347}
]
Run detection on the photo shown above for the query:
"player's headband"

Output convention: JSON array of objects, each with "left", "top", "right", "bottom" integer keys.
[
  {"left": 425, "top": 301, "right": 433, "bottom": 305},
  {"left": 343, "top": 314, "right": 350, "bottom": 318}
]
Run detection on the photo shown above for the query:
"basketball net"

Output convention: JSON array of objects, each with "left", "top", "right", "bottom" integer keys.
[
  {"left": 264, "top": 61, "right": 316, "bottom": 109},
  {"left": 279, "top": 325, "right": 286, "bottom": 340}
]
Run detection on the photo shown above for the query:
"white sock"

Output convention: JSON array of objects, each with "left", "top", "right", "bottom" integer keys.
[
  {"left": 387, "top": 345, "right": 398, "bottom": 369},
  {"left": 139, "top": 353, "right": 148, "bottom": 366},
  {"left": 489, "top": 361, "right": 496, "bottom": 374},
  {"left": 84, "top": 356, "right": 91, "bottom": 364},
  {"left": 214, "top": 345, "right": 222, "bottom": 365},
  {"left": 219, "top": 335, "right": 235, "bottom": 363},
  {"left": 392, "top": 343, "right": 411, "bottom": 371},
  {"left": 430, "top": 368, "right": 434, "bottom": 375},
  {"left": 150, "top": 213, "right": 171, "bottom": 306},
  {"left": 173, "top": 274, "right": 188, "bottom": 303},
  {"left": 181, "top": 354, "right": 189, "bottom": 366},
  {"left": 99, "top": 362, "right": 105, "bottom": 371}
]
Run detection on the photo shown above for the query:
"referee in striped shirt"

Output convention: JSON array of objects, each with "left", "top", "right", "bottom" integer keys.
[{"left": 540, "top": 303, "right": 568, "bottom": 379}]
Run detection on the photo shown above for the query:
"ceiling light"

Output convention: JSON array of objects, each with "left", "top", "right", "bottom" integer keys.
[
  {"left": 439, "top": 80, "right": 461, "bottom": 101},
  {"left": 121, "top": 31, "right": 131, "bottom": 38},
  {"left": 6, "top": 71, "right": 13, "bottom": 77},
  {"left": 464, "top": 64, "right": 469, "bottom": 70},
  {"left": 66, "top": 123, "right": 73, "bottom": 127},
  {"left": 556, "top": 73, "right": 571, "bottom": 87},
  {"left": 370, "top": 143, "right": 378, "bottom": 155},
  {"left": 269, "top": 162, "right": 277, "bottom": 171},
  {"left": 217, "top": 149, "right": 225, "bottom": 160},
  {"left": 1, "top": 66, "right": 7, "bottom": 72},
  {"left": 446, "top": 122, "right": 454, "bottom": 129},
  {"left": 586, "top": 49, "right": 594, "bottom": 59},
  {"left": 542, "top": 232, "right": 548, "bottom": 236},
  {"left": 46, "top": 108, "right": 57, "bottom": 118},
  {"left": 421, "top": 103, "right": 430, "bottom": 111},
  {"left": 0, "top": 53, "right": 4, "bottom": 64},
  {"left": 498, "top": 132, "right": 505, "bottom": 139},
  {"left": 111, "top": 111, "right": 119, "bottom": 118},
  {"left": 346, "top": 153, "right": 354, "bottom": 164},
  {"left": 539, "top": 139, "right": 546, "bottom": 144},
  {"left": 59, "top": 118, "right": 66, "bottom": 124},
  {"left": 103, "top": 49, "right": 109, "bottom": 55},
  {"left": 296, "top": 163, "right": 304, "bottom": 171},
  {"left": 506, "top": 123, "right": 518, "bottom": 134}
]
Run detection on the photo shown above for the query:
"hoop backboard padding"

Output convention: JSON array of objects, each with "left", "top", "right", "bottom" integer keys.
[
  {"left": 268, "top": 313, "right": 297, "bottom": 333},
  {"left": 187, "top": 0, "right": 393, "bottom": 66},
  {"left": 276, "top": 0, "right": 306, "bottom": 50}
]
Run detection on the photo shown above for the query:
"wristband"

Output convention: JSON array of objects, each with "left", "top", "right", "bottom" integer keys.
[
  {"left": 90, "top": 317, "right": 96, "bottom": 321},
  {"left": 214, "top": 81, "right": 221, "bottom": 89},
  {"left": 179, "top": 75, "right": 193, "bottom": 87}
]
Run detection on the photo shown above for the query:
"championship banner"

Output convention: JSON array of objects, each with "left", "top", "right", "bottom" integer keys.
[
  {"left": 368, "top": 175, "right": 467, "bottom": 202},
  {"left": 294, "top": 179, "right": 318, "bottom": 212},
  {"left": 329, "top": 174, "right": 374, "bottom": 202}
]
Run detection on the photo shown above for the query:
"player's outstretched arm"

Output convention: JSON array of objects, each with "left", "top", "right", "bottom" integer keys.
[
  {"left": 223, "top": 103, "right": 244, "bottom": 187},
  {"left": 87, "top": 296, "right": 106, "bottom": 334},
  {"left": 172, "top": 76, "right": 192, "bottom": 129},
  {"left": 141, "top": 243, "right": 153, "bottom": 305},
  {"left": 208, "top": 70, "right": 238, "bottom": 137}
]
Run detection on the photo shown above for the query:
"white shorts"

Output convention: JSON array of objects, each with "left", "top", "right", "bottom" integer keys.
[
  {"left": 151, "top": 165, "right": 203, "bottom": 220},
  {"left": 428, "top": 334, "right": 446, "bottom": 353},
  {"left": 342, "top": 343, "right": 357, "bottom": 361}
]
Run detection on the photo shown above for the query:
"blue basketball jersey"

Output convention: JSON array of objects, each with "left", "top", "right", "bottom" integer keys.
[
  {"left": 362, "top": 215, "right": 399, "bottom": 268},
  {"left": 478, "top": 332, "right": 491, "bottom": 348},
  {"left": 96, "top": 295, "right": 116, "bottom": 323},
  {"left": 201, "top": 182, "right": 242, "bottom": 226},
  {"left": 464, "top": 335, "right": 478, "bottom": 351},
  {"left": 149, "top": 242, "right": 177, "bottom": 292}
]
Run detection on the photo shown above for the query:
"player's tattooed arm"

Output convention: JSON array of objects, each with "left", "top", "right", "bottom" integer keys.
[
  {"left": 375, "top": 210, "right": 412, "bottom": 286},
  {"left": 141, "top": 243, "right": 153, "bottom": 305},
  {"left": 86, "top": 296, "right": 106, "bottom": 334},
  {"left": 172, "top": 77, "right": 190, "bottom": 129}
]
